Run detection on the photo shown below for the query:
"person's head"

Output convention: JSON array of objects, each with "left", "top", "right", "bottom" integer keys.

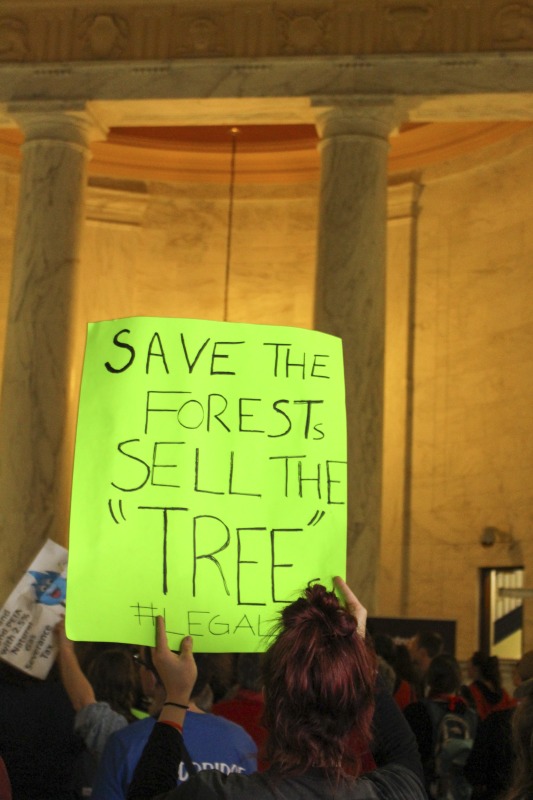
[
  {"left": 86, "top": 648, "right": 137, "bottom": 721},
  {"left": 188, "top": 653, "right": 215, "bottom": 711},
  {"left": 411, "top": 630, "right": 444, "bottom": 676},
  {"left": 470, "top": 651, "right": 502, "bottom": 692},
  {"left": 394, "top": 642, "right": 418, "bottom": 684},
  {"left": 427, "top": 653, "right": 461, "bottom": 696},
  {"left": 261, "top": 582, "right": 376, "bottom": 780},
  {"left": 372, "top": 633, "right": 396, "bottom": 667},
  {"left": 209, "top": 653, "right": 237, "bottom": 703}
]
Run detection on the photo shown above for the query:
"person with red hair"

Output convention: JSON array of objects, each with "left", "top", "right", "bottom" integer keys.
[{"left": 127, "top": 577, "right": 425, "bottom": 800}]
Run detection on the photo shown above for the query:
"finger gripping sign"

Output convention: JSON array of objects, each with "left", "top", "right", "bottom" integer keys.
[{"left": 67, "top": 318, "right": 347, "bottom": 652}]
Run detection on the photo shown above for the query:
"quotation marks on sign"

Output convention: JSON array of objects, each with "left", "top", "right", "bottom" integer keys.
[
  {"left": 308, "top": 510, "right": 325, "bottom": 526},
  {"left": 108, "top": 498, "right": 126, "bottom": 524}
]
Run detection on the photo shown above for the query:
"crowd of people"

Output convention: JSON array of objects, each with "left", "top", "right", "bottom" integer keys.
[{"left": 0, "top": 579, "right": 533, "bottom": 800}]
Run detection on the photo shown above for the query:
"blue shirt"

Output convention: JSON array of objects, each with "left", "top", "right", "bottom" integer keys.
[{"left": 91, "top": 712, "right": 257, "bottom": 800}]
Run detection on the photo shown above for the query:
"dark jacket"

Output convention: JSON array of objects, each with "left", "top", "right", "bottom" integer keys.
[
  {"left": 464, "top": 707, "right": 515, "bottom": 800},
  {"left": 127, "top": 681, "right": 425, "bottom": 800}
]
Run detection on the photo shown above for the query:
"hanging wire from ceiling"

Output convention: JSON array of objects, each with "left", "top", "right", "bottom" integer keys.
[{"left": 223, "top": 126, "right": 239, "bottom": 322}]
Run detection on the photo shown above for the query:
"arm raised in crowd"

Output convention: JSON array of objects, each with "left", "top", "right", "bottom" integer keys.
[
  {"left": 127, "top": 620, "right": 196, "bottom": 800},
  {"left": 332, "top": 578, "right": 423, "bottom": 783},
  {"left": 55, "top": 618, "right": 96, "bottom": 711}
]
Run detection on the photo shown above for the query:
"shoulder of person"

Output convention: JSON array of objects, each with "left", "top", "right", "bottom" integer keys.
[
  {"left": 105, "top": 714, "right": 156, "bottom": 747},
  {"left": 174, "top": 769, "right": 265, "bottom": 799},
  {"left": 361, "top": 764, "right": 427, "bottom": 800},
  {"left": 189, "top": 712, "right": 256, "bottom": 741},
  {"left": 75, "top": 700, "right": 125, "bottom": 727}
]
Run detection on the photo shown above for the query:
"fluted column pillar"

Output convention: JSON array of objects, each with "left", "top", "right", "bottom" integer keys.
[
  {"left": 313, "top": 101, "right": 401, "bottom": 611},
  {"left": 0, "top": 105, "right": 104, "bottom": 598}
]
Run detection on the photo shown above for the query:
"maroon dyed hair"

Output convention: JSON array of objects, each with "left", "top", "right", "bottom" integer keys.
[{"left": 262, "top": 583, "right": 376, "bottom": 780}]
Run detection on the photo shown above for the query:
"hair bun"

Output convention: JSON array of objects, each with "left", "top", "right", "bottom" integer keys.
[{"left": 281, "top": 583, "right": 357, "bottom": 640}]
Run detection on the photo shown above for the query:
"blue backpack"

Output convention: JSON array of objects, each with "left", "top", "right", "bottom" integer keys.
[{"left": 423, "top": 699, "right": 478, "bottom": 800}]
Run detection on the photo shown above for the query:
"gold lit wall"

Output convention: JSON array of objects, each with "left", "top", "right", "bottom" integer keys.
[{"left": 1, "top": 126, "right": 533, "bottom": 659}]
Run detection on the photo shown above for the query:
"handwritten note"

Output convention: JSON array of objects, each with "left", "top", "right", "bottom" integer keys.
[{"left": 67, "top": 318, "right": 347, "bottom": 651}]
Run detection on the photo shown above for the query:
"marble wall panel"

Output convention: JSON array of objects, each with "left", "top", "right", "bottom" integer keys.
[
  {"left": 412, "top": 130, "right": 533, "bottom": 656},
  {"left": 76, "top": 181, "right": 319, "bottom": 332},
  {"left": 2, "top": 127, "right": 533, "bottom": 654}
]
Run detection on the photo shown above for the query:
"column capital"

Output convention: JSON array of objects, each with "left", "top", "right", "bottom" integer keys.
[
  {"left": 312, "top": 97, "right": 409, "bottom": 141},
  {"left": 7, "top": 100, "right": 108, "bottom": 150}
]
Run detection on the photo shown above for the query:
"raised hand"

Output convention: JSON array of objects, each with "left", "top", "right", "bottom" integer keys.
[
  {"left": 152, "top": 616, "right": 197, "bottom": 705},
  {"left": 334, "top": 576, "right": 367, "bottom": 638}
]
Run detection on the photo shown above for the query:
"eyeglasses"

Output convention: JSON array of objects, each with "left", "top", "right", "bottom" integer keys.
[{"left": 132, "top": 652, "right": 150, "bottom": 670}]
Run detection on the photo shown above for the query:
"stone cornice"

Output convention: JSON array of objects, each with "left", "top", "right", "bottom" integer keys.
[
  {"left": 0, "top": 1, "right": 532, "bottom": 63},
  {"left": 1, "top": 4, "right": 533, "bottom": 133},
  {"left": 1, "top": 53, "right": 533, "bottom": 129}
]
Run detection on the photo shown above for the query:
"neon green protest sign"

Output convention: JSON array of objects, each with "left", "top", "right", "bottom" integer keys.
[{"left": 67, "top": 318, "right": 347, "bottom": 651}]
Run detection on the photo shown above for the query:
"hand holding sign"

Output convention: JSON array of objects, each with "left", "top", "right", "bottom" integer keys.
[
  {"left": 152, "top": 618, "right": 197, "bottom": 709},
  {"left": 0, "top": 539, "right": 67, "bottom": 678},
  {"left": 334, "top": 576, "right": 367, "bottom": 638},
  {"left": 67, "top": 318, "right": 347, "bottom": 651}
]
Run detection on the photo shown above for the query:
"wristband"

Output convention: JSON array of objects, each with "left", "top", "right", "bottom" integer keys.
[{"left": 159, "top": 719, "right": 183, "bottom": 733}]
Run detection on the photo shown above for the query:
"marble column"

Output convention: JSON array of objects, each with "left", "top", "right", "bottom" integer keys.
[
  {"left": 0, "top": 106, "right": 103, "bottom": 601},
  {"left": 313, "top": 101, "right": 401, "bottom": 612}
]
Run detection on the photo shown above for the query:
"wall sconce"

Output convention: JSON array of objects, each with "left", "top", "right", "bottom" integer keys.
[{"left": 480, "top": 526, "right": 515, "bottom": 548}]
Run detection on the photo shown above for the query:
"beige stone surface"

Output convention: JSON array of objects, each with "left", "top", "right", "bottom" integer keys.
[
  {"left": 78, "top": 180, "right": 317, "bottom": 329},
  {"left": 1, "top": 120, "right": 533, "bottom": 659},
  {"left": 0, "top": 0, "right": 532, "bottom": 678},
  {"left": 405, "top": 131, "right": 533, "bottom": 655}
]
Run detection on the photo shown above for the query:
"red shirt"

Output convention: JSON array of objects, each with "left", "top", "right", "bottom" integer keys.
[
  {"left": 394, "top": 679, "right": 417, "bottom": 711},
  {"left": 467, "top": 681, "right": 516, "bottom": 721},
  {"left": 212, "top": 689, "right": 268, "bottom": 770}
]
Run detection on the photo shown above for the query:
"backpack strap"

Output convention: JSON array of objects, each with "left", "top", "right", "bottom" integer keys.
[
  {"left": 422, "top": 698, "right": 447, "bottom": 742},
  {"left": 464, "top": 707, "right": 478, "bottom": 740},
  {"left": 421, "top": 699, "right": 447, "bottom": 778}
]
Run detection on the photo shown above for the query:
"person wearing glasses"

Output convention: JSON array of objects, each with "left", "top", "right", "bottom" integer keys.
[{"left": 91, "top": 645, "right": 256, "bottom": 799}]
